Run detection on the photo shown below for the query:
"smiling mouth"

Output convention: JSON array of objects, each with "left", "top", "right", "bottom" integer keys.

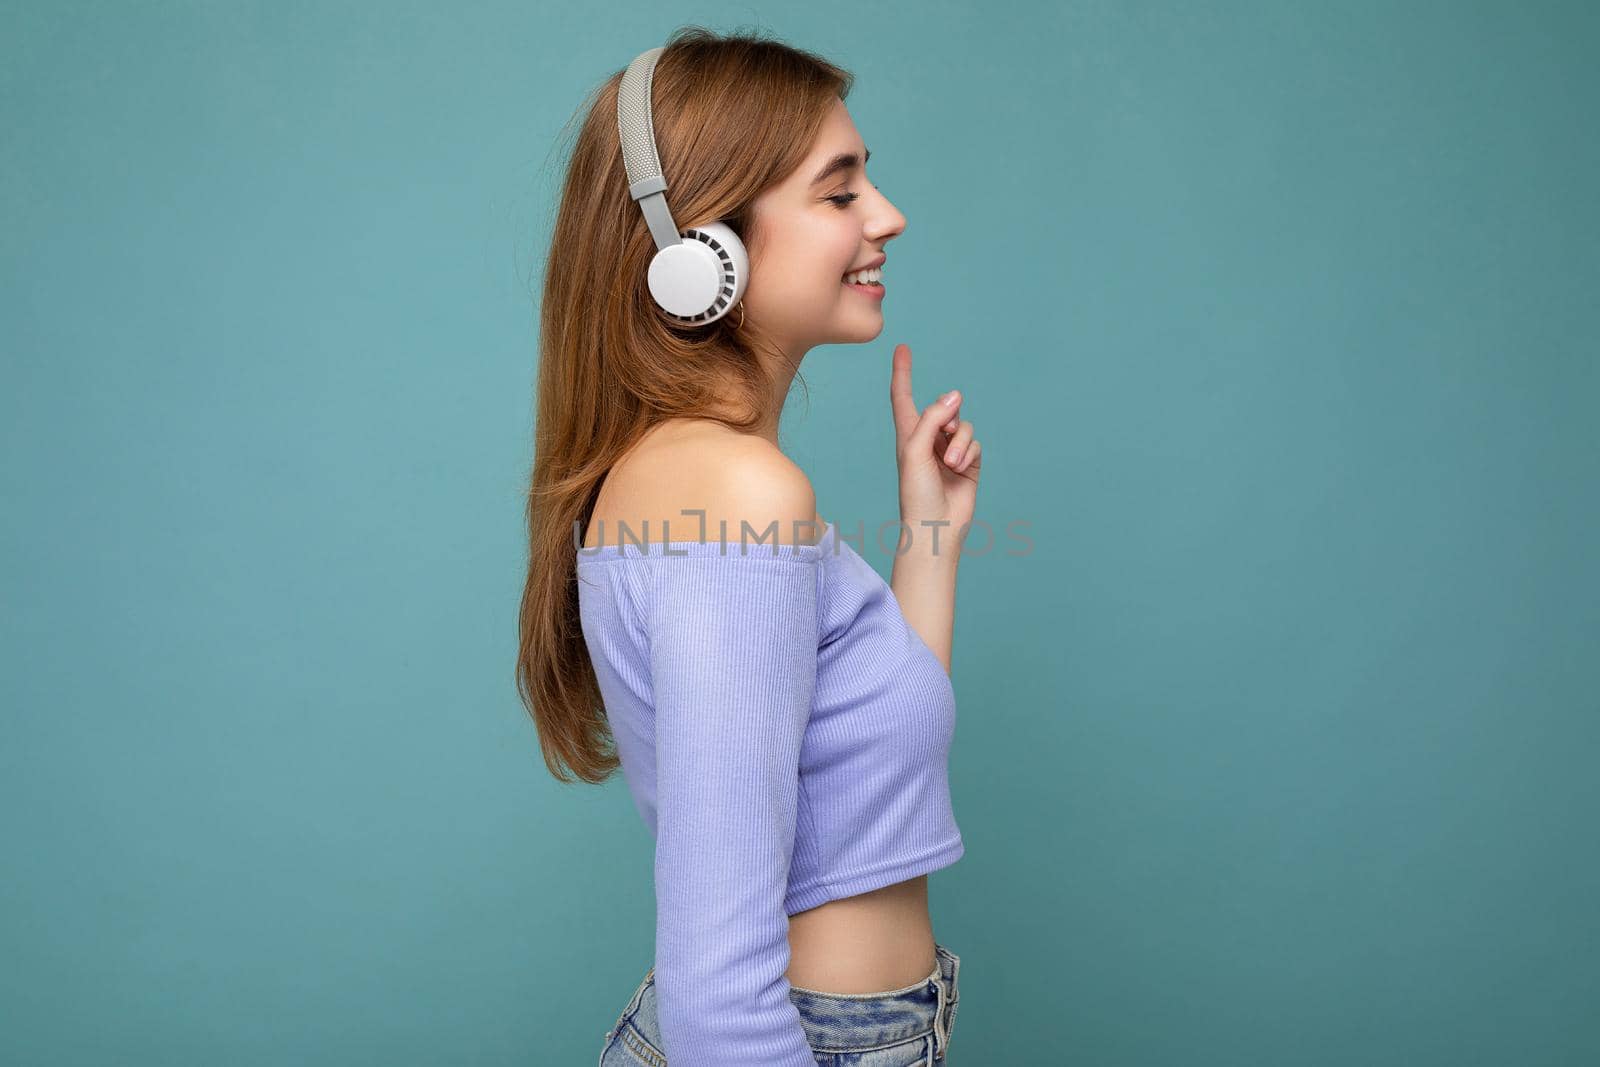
[{"left": 843, "top": 278, "right": 886, "bottom": 301}]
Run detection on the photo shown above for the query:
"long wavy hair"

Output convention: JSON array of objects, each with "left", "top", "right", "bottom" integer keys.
[{"left": 515, "top": 27, "right": 854, "bottom": 784}]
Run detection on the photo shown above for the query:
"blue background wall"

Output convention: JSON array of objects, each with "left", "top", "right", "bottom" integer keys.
[{"left": 4, "top": 2, "right": 1596, "bottom": 1063}]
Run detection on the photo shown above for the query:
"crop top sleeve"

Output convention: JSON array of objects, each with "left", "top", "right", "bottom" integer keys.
[{"left": 644, "top": 552, "right": 822, "bottom": 1066}]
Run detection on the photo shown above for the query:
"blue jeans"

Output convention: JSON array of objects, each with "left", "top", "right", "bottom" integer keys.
[{"left": 599, "top": 942, "right": 962, "bottom": 1066}]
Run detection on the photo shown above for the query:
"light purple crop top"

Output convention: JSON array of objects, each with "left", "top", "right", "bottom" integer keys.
[{"left": 575, "top": 520, "right": 965, "bottom": 1066}]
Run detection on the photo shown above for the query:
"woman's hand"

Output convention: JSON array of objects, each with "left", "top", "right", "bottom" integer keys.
[{"left": 889, "top": 342, "right": 981, "bottom": 553}]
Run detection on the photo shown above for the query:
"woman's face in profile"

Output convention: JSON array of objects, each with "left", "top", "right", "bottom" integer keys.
[{"left": 744, "top": 98, "right": 907, "bottom": 355}]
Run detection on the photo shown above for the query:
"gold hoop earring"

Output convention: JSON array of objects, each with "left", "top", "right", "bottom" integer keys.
[{"left": 732, "top": 300, "right": 746, "bottom": 330}]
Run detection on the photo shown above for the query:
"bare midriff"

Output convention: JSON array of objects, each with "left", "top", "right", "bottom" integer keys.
[{"left": 784, "top": 875, "right": 939, "bottom": 994}]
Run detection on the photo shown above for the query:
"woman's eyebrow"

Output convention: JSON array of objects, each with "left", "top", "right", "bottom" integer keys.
[{"left": 809, "top": 147, "right": 871, "bottom": 186}]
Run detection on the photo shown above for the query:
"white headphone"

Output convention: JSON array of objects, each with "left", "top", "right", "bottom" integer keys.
[{"left": 615, "top": 45, "right": 750, "bottom": 326}]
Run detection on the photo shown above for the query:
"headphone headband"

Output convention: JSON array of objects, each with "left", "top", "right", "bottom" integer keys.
[{"left": 616, "top": 47, "right": 681, "bottom": 252}]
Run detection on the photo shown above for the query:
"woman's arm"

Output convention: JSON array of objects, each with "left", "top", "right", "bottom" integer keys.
[
  {"left": 642, "top": 451, "right": 824, "bottom": 1066},
  {"left": 890, "top": 538, "right": 960, "bottom": 674},
  {"left": 886, "top": 342, "right": 982, "bottom": 677}
]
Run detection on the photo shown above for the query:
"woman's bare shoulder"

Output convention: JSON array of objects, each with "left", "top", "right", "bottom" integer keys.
[{"left": 587, "top": 422, "right": 820, "bottom": 547}]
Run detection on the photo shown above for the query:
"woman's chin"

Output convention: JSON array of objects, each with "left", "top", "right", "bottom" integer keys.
[
  {"left": 836, "top": 303, "right": 885, "bottom": 332},
  {"left": 834, "top": 318, "right": 886, "bottom": 344}
]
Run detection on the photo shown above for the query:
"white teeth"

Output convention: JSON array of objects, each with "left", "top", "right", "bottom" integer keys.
[{"left": 844, "top": 267, "right": 882, "bottom": 285}]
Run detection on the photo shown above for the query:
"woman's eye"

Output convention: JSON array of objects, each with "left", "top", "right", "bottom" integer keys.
[{"left": 827, "top": 192, "right": 861, "bottom": 209}]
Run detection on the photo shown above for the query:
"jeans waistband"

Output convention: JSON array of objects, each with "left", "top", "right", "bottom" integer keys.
[{"left": 784, "top": 942, "right": 960, "bottom": 1060}]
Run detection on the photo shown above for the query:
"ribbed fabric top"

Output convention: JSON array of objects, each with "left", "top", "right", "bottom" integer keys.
[{"left": 575, "top": 521, "right": 964, "bottom": 1066}]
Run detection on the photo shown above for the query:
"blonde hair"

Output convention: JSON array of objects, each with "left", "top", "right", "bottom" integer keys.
[{"left": 515, "top": 26, "right": 853, "bottom": 783}]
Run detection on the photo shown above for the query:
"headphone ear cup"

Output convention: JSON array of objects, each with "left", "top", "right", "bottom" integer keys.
[
  {"left": 686, "top": 220, "right": 749, "bottom": 308},
  {"left": 645, "top": 220, "right": 749, "bottom": 324}
]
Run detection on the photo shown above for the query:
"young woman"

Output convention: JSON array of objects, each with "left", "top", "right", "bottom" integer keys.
[{"left": 516, "top": 27, "right": 982, "bottom": 1065}]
